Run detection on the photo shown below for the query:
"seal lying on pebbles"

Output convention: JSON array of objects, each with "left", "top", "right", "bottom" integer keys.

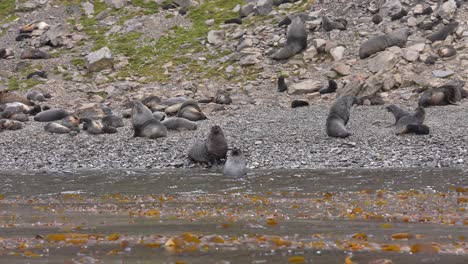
[
  {"left": 359, "top": 29, "right": 410, "bottom": 59},
  {"left": 355, "top": 94, "right": 384, "bottom": 106},
  {"left": 319, "top": 80, "right": 337, "bottom": 95},
  {"left": 26, "top": 71, "right": 47, "bottom": 79},
  {"left": 427, "top": 22, "right": 459, "bottom": 42},
  {"left": 26, "top": 90, "right": 46, "bottom": 102},
  {"left": 390, "top": 9, "right": 407, "bottom": 21},
  {"left": 34, "top": 109, "right": 70, "bottom": 122},
  {"left": 188, "top": 125, "right": 228, "bottom": 164},
  {"left": 81, "top": 118, "right": 117, "bottom": 135},
  {"left": 152, "top": 111, "right": 165, "bottom": 121},
  {"left": 223, "top": 148, "right": 247, "bottom": 177},
  {"left": 0, "top": 48, "right": 14, "bottom": 59},
  {"left": 386, "top": 104, "right": 410, "bottom": 125},
  {"left": 291, "top": 100, "right": 309, "bottom": 108},
  {"left": 0, "top": 119, "right": 22, "bottom": 130},
  {"left": 162, "top": 117, "right": 197, "bottom": 131},
  {"left": 177, "top": 100, "right": 207, "bottom": 121},
  {"left": 224, "top": 18, "right": 242, "bottom": 24},
  {"left": 102, "top": 115, "right": 124, "bottom": 128},
  {"left": 321, "top": 16, "right": 347, "bottom": 31},
  {"left": 395, "top": 107, "right": 429, "bottom": 135},
  {"left": 271, "top": 16, "right": 307, "bottom": 60},
  {"left": 44, "top": 122, "right": 71, "bottom": 134},
  {"left": 437, "top": 45, "right": 456, "bottom": 58},
  {"left": 0, "top": 90, "right": 33, "bottom": 105},
  {"left": 326, "top": 95, "right": 357, "bottom": 138},
  {"left": 278, "top": 75, "right": 288, "bottom": 92},
  {"left": 20, "top": 49, "right": 51, "bottom": 60},
  {"left": 419, "top": 80, "right": 467, "bottom": 107},
  {"left": 132, "top": 101, "right": 167, "bottom": 139},
  {"left": 61, "top": 115, "right": 80, "bottom": 132}
]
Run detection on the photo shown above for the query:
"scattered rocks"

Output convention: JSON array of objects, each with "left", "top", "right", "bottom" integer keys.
[
  {"left": 207, "top": 30, "right": 225, "bottom": 45},
  {"left": 86, "top": 47, "right": 114, "bottom": 72}
]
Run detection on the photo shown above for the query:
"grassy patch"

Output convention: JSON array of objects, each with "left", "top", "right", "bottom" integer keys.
[
  {"left": 70, "top": 58, "right": 85, "bottom": 67},
  {"left": 0, "top": 0, "right": 18, "bottom": 26},
  {"left": 7, "top": 77, "right": 45, "bottom": 91}
]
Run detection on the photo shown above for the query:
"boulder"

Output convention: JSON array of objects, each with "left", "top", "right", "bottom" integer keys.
[
  {"left": 86, "top": 47, "right": 114, "bottom": 72},
  {"left": 287, "top": 80, "right": 322, "bottom": 95}
]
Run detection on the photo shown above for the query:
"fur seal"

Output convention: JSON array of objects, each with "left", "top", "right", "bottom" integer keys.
[
  {"left": 390, "top": 9, "right": 407, "bottom": 21},
  {"left": 0, "top": 90, "right": 33, "bottom": 105},
  {"left": 61, "top": 115, "right": 80, "bottom": 132},
  {"left": 214, "top": 91, "right": 232, "bottom": 105},
  {"left": 162, "top": 117, "right": 197, "bottom": 131},
  {"left": 26, "top": 90, "right": 46, "bottom": 102},
  {"left": 386, "top": 104, "right": 410, "bottom": 125},
  {"left": 132, "top": 101, "right": 167, "bottom": 139},
  {"left": 437, "top": 45, "right": 456, "bottom": 58},
  {"left": 15, "top": 34, "right": 32, "bottom": 41},
  {"left": 291, "top": 100, "right": 309, "bottom": 108},
  {"left": 0, "top": 119, "right": 23, "bottom": 130},
  {"left": 34, "top": 109, "right": 70, "bottom": 122},
  {"left": 81, "top": 118, "right": 117, "bottom": 135},
  {"left": 418, "top": 80, "right": 467, "bottom": 107},
  {"left": 359, "top": 29, "right": 410, "bottom": 59},
  {"left": 141, "top": 95, "right": 161, "bottom": 111},
  {"left": 44, "top": 122, "right": 71, "bottom": 134},
  {"left": 355, "top": 94, "right": 384, "bottom": 106},
  {"left": 223, "top": 148, "right": 247, "bottom": 177},
  {"left": 102, "top": 115, "right": 124, "bottom": 128},
  {"left": 26, "top": 71, "right": 47, "bottom": 79},
  {"left": 20, "top": 21, "right": 49, "bottom": 33},
  {"left": 188, "top": 125, "right": 228, "bottom": 164},
  {"left": 0, "top": 111, "right": 29, "bottom": 122},
  {"left": 271, "top": 16, "right": 307, "bottom": 60},
  {"left": 321, "top": 16, "right": 347, "bottom": 31},
  {"left": 319, "top": 80, "right": 337, "bottom": 95},
  {"left": 427, "top": 22, "right": 459, "bottom": 42},
  {"left": 417, "top": 18, "right": 441, "bottom": 31},
  {"left": 395, "top": 107, "right": 428, "bottom": 135},
  {"left": 278, "top": 75, "right": 288, "bottom": 92},
  {"left": 326, "top": 95, "right": 357, "bottom": 138},
  {"left": 177, "top": 99, "right": 207, "bottom": 121},
  {"left": 20, "top": 49, "right": 51, "bottom": 60},
  {"left": 371, "top": 14, "right": 383, "bottom": 24},
  {"left": 152, "top": 111, "right": 165, "bottom": 121},
  {"left": 225, "top": 18, "right": 242, "bottom": 25},
  {"left": 0, "top": 48, "right": 14, "bottom": 59}
]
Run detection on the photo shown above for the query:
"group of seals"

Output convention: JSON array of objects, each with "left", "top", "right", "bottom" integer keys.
[
  {"left": 387, "top": 105, "right": 429, "bottom": 135},
  {"left": 418, "top": 80, "right": 467, "bottom": 107}
]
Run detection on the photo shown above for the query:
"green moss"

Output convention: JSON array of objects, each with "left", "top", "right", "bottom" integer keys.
[
  {"left": 7, "top": 77, "right": 44, "bottom": 91},
  {"left": 132, "top": 0, "right": 160, "bottom": 15},
  {"left": 0, "top": 0, "right": 18, "bottom": 26},
  {"left": 71, "top": 58, "right": 85, "bottom": 67}
]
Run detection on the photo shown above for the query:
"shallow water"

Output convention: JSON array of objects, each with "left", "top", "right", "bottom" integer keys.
[{"left": 0, "top": 168, "right": 466, "bottom": 263}]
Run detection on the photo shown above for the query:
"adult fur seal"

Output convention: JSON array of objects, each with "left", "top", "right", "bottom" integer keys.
[
  {"left": 321, "top": 16, "right": 347, "bottom": 31},
  {"left": 20, "top": 49, "right": 51, "bottom": 59},
  {"left": 188, "top": 125, "right": 228, "bottom": 164},
  {"left": 386, "top": 104, "right": 410, "bottom": 125},
  {"left": 355, "top": 94, "right": 384, "bottom": 106},
  {"left": 395, "top": 107, "right": 428, "bottom": 135},
  {"left": 271, "top": 16, "right": 307, "bottom": 60},
  {"left": 359, "top": 29, "right": 410, "bottom": 59},
  {"left": 427, "top": 22, "right": 459, "bottom": 42},
  {"left": 81, "top": 118, "right": 117, "bottom": 135},
  {"left": 319, "top": 80, "right": 337, "bottom": 95},
  {"left": 132, "top": 101, "right": 167, "bottom": 139},
  {"left": 418, "top": 80, "right": 467, "bottom": 107},
  {"left": 326, "top": 95, "right": 357, "bottom": 138},
  {"left": 44, "top": 122, "right": 71, "bottom": 134},
  {"left": 177, "top": 99, "right": 207, "bottom": 121},
  {"left": 223, "top": 148, "right": 247, "bottom": 177},
  {"left": 162, "top": 117, "right": 197, "bottom": 131},
  {"left": 278, "top": 75, "right": 288, "bottom": 92},
  {"left": 0, "top": 119, "right": 22, "bottom": 130},
  {"left": 34, "top": 109, "right": 70, "bottom": 122}
]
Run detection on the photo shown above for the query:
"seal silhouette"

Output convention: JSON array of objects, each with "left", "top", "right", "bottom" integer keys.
[
  {"left": 395, "top": 107, "right": 429, "bottom": 135},
  {"left": 271, "top": 16, "right": 307, "bottom": 60},
  {"left": 177, "top": 99, "right": 207, "bottom": 121},
  {"left": 188, "top": 125, "right": 228, "bottom": 164}
]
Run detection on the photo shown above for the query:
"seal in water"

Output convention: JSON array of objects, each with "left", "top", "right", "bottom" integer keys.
[
  {"left": 427, "top": 22, "right": 459, "bottom": 42},
  {"left": 326, "top": 95, "right": 357, "bottom": 138},
  {"left": 319, "top": 80, "right": 337, "bottom": 95},
  {"left": 44, "top": 122, "right": 71, "bottom": 134},
  {"left": 26, "top": 90, "right": 46, "bottom": 102},
  {"left": 271, "top": 16, "right": 307, "bottom": 60},
  {"left": 418, "top": 80, "right": 467, "bottom": 107},
  {"left": 278, "top": 75, "right": 288, "bottom": 92},
  {"left": 223, "top": 148, "right": 247, "bottom": 177},
  {"left": 359, "top": 29, "right": 410, "bottom": 59},
  {"left": 132, "top": 101, "right": 167, "bottom": 139},
  {"left": 386, "top": 104, "right": 410, "bottom": 125},
  {"left": 34, "top": 109, "right": 70, "bottom": 122},
  {"left": 162, "top": 117, "right": 197, "bottom": 131},
  {"left": 291, "top": 100, "right": 309, "bottom": 108},
  {"left": 188, "top": 125, "right": 228, "bottom": 165},
  {"left": 177, "top": 99, "right": 207, "bottom": 121},
  {"left": 395, "top": 107, "right": 429, "bottom": 135}
]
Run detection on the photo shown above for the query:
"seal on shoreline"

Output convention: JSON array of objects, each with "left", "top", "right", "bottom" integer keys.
[
  {"left": 44, "top": 122, "right": 71, "bottom": 134},
  {"left": 162, "top": 117, "right": 197, "bottom": 131},
  {"left": 418, "top": 80, "right": 467, "bottom": 107},
  {"left": 278, "top": 75, "right": 288, "bottom": 92},
  {"left": 271, "top": 16, "right": 307, "bottom": 60},
  {"left": 81, "top": 118, "right": 117, "bottom": 135},
  {"left": 132, "top": 101, "right": 167, "bottom": 139},
  {"left": 223, "top": 148, "right": 247, "bottom": 177},
  {"left": 326, "top": 95, "right": 357, "bottom": 138},
  {"left": 177, "top": 99, "right": 207, "bottom": 121},
  {"left": 0, "top": 90, "right": 33, "bottom": 106},
  {"left": 359, "top": 29, "right": 410, "bottom": 59},
  {"left": 0, "top": 119, "right": 23, "bottom": 130},
  {"left": 386, "top": 104, "right": 410, "bottom": 125},
  {"left": 188, "top": 125, "right": 228, "bottom": 164},
  {"left": 34, "top": 109, "right": 70, "bottom": 122},
  {"left": 319, "top": 80, "right": 337, "bottom": 95},
  {"left": 395, "top": 107, "right": 429, "bottom": 135}
]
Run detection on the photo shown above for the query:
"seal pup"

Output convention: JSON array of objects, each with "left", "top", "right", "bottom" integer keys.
[
  {"left": 214, "top": 91, "right": 232, "bottom": 105},
  {"left": 34, "top": 109, "right": 70, "bottom": 122},
  {"left": 390, "top": 9, "right": 407, "bottom": 21},
  {"left": 152, "top": 111, "right": 165, "bottom": 121},
  {"left": 61, "top": 115, "right": 80, "bottom": 132},
  {"left": 0, "top": 90, "right": 33, "bottom": 105},
  {"left": 321, "top": 16, "right": 347, "bottom": 31},
  {"left": 162, "top": 117, "right": 197, "bottom": 131},
  {"left": 419, "top": 80, "right": 467, "bottom": 107},
  {"left": 437, "top": 45, "right": 456, "bottom": 58},
  {"left": 371, "top": 14, "right": 383, "bottom": 24},
  {"left": 291, "top": 100, "right": 309, "bottom": 108},
  {"left": 26, "top": 71, "right": 47, "bottom": 79},
  {"left": 395, "top": 107, "right": 429, "bottom": 135},
  {"left": 355, "top": 94, "right": 385, "bottom": 106},
  {"left": 359, "top": 29, "right": 410, "bottom": 59},
  {"left": 0, "top": 119, "right": 23, "bottom": 130},
  {"left": 224, "top": 18, "right": 242, "bottom": 25},
  {"left": 188, "top": 125, "right": 228, "bottom": 165},
  {"left": 386, "top": 104, "right": 410, "bottom": 125},
  {"left": 319, "top": 80, "right": 337, "bottom": 95},
  {"left": 102, "top": 115, "right": 124, "bottom": 128},
  {"left": 278, "top": 75, "right": 288, "bottom": 92},
  {"left": 177, "top": 99, "right": 207, "bottom": 121},
  {"left": 271, "top": 16, "right": 307, "bottom": 60},
  {"left": 0, "top": 48, "right": 14, "bottom": 59},
  {"left": 20, "top": 49, "right": 51, "bottom": 60},
  {"left": 326, "top": 95, "right": 357, "bottom": 138},
  {"left": 132, "top": 101, "right": 167, "bottom": 139},
  {"left": 417, "top": 18, "right": 441, "bottom": 31},
  {"left": 81, "top": 118, "right": 117, "bottom": 135},
  {"left": 26, "top": 90, "right": 46, "bottom": 102},
  {"left": 427, "top": 22, "right": 459, "bottom": 42},
  {"left": 223, "top": 148, "right": 247, "bottom": 177},
  {"left": 44, "top": 122, "right": 71, "bottom": 134}
]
